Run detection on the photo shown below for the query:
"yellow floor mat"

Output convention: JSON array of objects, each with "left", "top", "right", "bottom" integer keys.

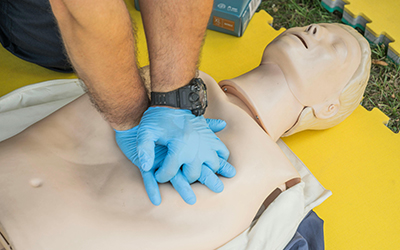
[
  {"left": 0, "top": 47, "right": 77, "bottom": 97},
  {"left": 322, "top": 0, "right": 400, "bottom": 64},
  {"left": 283, "top": 106, "right": 400, "bottom": 249},
  {"left": 2, "top": 3, "right": 400, "bottom": 249}
]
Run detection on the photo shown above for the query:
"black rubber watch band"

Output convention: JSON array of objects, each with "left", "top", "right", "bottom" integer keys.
[
  {"left": 150, "top": 78, "right": 207, "bottom": 116},
  {"left": 150, "top": 89, "right": 180, "bottom": 107}
]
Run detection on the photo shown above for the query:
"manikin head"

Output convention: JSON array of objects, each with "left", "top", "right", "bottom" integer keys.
[{"left": 261, "top": 23, "right": 371, "bottom": 136}]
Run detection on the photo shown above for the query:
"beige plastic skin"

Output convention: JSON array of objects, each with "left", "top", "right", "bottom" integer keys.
[
  {"left": 220, "top": 23, "right": 362, "bottom": 140},
  {"left": 219, "top": 62, "right": 304, "bottom": 141},
  {"left": 0, "top": 81, "right": 300, "bottom": 250},
  {"left": 0, "top": 23, "right": 362, "bottom": 250},
  {"left": 271, "top": 24, "right": 361, "bottom": 117}
]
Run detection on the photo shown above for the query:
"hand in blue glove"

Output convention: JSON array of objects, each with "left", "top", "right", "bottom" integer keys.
[
  {"left": 169, "top": 157, "right": 236, "bottom": 205},
  {"left": 153, "top": 118, "right": 236, "bottom": 205},
  {"left": 136, "top": 107, "right": 231, "bottom": 184},
  {"left": 115, "top": 117, "right": 236, "bottom": 205},
  {"left": 115, "top": 125, "right": 165, "bottom": 205}
]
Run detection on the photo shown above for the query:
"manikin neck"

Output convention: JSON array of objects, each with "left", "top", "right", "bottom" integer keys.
[{"left": 219, "top": 63, "right": 304, "bottom": 141}]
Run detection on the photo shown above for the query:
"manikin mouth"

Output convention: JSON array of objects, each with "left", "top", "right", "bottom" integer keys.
[{"left": 293, "top": 34, "right": 308, "bottom": 49}]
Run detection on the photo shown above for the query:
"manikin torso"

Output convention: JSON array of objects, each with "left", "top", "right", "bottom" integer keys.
[
  {"left": 0, "top": 71, "right": 301, "bottom": 250},
  {"left": 0, "top": 23, "right": 363, "bottom": 250}
]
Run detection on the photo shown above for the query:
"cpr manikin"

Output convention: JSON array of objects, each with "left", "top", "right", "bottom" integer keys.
[{"left": 0, "top": 23, "right": 370, "bottom": 250}]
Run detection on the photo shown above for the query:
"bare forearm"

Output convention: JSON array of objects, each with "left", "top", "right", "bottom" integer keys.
[
  {"left": 139, "top": 0, "right": 213, "bottom": 92},
  {"left": 50, "top": 0, "right": 148, "bottom": 130}
]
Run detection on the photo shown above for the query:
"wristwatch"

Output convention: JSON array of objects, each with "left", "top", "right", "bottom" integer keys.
[{"left": 150, "top": 78, "right": 208, "bottom": 116}]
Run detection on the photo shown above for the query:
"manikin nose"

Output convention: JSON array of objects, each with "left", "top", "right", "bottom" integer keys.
[{"left": 305, "top": 24, "right": 323, "bottom": 40}]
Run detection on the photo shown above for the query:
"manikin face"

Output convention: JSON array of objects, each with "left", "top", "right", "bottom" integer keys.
[{"left": 261, "top": 23, "right": 362, "bottom": 107}]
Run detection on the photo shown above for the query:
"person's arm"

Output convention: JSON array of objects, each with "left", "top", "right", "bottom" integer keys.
[
  {"left": 133, "top": 0, "right": 236, "bottom": 205},
  {"left": 138, "top": 0, "right": 213, "bottom": 92},
  {"left": 50, "top": 0, "right": 235, "bottom": 205},
  {"left": 137, "top": 0, "right": 233, "bottom": 179},
  {"left": 49, "top": 0, "right": 148, "bottom": 130}
]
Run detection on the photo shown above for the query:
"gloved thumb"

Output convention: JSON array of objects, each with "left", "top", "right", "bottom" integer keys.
[
  {"left": 137, "top": 131, "right": 157, "bottom": 171},
  {"left": 137, "top": 144, "right": 155, "bottom": 172},
  {"left": 206, "top": 118, "right": 227, "bottom": 133}
]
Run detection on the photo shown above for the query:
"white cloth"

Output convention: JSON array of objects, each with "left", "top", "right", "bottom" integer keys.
[
  {"left": 0, "top": 79, "right": 331, "bottom": 250},
  {"left": 0, "top": 79, "right": 85, "bottom": 141},
  {"left": 218, "top": 141, "right": 331, "bottom": 250}
]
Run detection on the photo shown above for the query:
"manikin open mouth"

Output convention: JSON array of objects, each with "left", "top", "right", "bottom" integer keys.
[{"left": 293, "top": 34, "right": 308, "bottom": 49}]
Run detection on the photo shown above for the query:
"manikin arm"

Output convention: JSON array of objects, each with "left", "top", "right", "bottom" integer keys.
[{"left": 49, "top": 0, "right": 148, "bottom": 130}]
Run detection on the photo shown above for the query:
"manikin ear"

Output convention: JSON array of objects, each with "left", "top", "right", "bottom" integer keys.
[{"left": 312, "top": 99, "right": 340, "bottom": 119}]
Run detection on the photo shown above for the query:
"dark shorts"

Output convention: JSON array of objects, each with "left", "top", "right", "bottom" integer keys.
[{"left": 0, "top": 0, "right": 73, "bottom": 72}]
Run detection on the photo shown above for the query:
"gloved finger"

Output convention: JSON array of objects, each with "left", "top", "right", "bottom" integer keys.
[
  {"left": 198, "top": 165, "right": 224, "bottom": 193},
  {"left": 205, "top": 118, "right": 227, "bottom": 133},
  {"left": 155, "top": 143, "right": 185, "bottom": 183},
  {"left": 141, "top": 170, "right": 162, "bottom": 206},
  {"left": 214, "top": 139, "right": 230, "bottom": 161},
  {"left": 153, "top": 145, "right": 168, "bottom": 168},
  {"left": 136, "top": 128, "right": 158, "bottom": 171},
  {"left": 182, "top": 160, "right": 203, "bottom": 183},
  {"left": 216, "top": 158, "right": 236, "bottom": 178},
  {"left": 203, "top": 151, "right": 220, "bottom": 173},
  {"left": 170, "top": 170, "right": 196, "bottom": 205}
]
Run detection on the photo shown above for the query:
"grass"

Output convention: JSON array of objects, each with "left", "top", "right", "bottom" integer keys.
[
  {"left": 258, "top": 0, "right": 400, "bottom": 133},
  {"left": 364, "top": 44, "right": 400, "bottom": 132}
]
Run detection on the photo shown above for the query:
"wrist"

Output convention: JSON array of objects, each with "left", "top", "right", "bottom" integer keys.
[
  {"left": 113, "top": 124, "right": 139, "bottom": 133},
  {"left": 110, "top": 121, "right": 138, "bottom": 131},
  {"left": 150, "top": 78, "right": 207, "bottom": 116},
  {"left": 109, "top": 91, "right": 150, "bottom": 131},
  {"left": 151, "top": 74, "right": 196, "bottom": 93}
]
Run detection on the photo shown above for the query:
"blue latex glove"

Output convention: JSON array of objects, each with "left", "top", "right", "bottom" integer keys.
[
  {"left": 170, "top": 118, "right": 236, "bottom": 204},
  {"left": 147, "top": 118, "right": 236, "bottom": 205},
  {"left": 114, "top": 126, "right": 165, "bottom": 205},
  {"left": 137, "top": 107, "right": 231, "bottom": 184},
  {"left": 144, "top": 151, "right": 236, "bottom": 205},
  {"left": 115, "top": 118, "right": 236, "bottom": 205},
  {"left": 170, "top": 157, "right": 236, "bottom": 205}
]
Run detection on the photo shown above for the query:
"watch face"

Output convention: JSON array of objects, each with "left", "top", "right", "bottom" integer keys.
[
  {"left": 190, "top": 78, "right": 207, "bottom": 116},
  {"left": 198, "top": 83, "right": 207, "bottom": 109}
]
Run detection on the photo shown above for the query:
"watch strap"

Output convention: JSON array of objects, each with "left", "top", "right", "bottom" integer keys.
[
  {"left": 149, "top": 78, "right": 207, "bottom": 116},
  {"left": 150, "top": 89, "right": 180, "bottom": 107}
]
